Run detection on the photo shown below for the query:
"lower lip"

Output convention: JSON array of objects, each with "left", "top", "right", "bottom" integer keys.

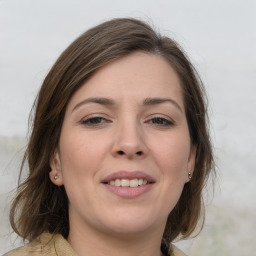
[{"left": 103, "top": 184, "right": 154, "bottom": 198}]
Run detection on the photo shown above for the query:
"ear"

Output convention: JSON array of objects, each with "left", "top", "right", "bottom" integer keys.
[
  {"left": 49, "top": 149, "right": 64, "bottom": 186},
  {"left": 186, "top": 145, "right": 197, "bottom": 183}
]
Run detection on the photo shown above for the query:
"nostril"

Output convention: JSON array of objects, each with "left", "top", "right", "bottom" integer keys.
[{"left": 117, "top": 150, "right": 143, "bottom": 156}]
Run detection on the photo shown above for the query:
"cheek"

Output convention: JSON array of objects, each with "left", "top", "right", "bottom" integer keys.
[
  {"left": 157, "top": 136, "right": 190, "bottom": 209},
  {"left": 155, "top": 133, "right": 191, "bottom": 174},
  {"left": 58, "top": 128, "right": 112, "bottom": 193},
  {"left": 58, "top": 130, "right": 98, "bottom": 180},
  {"left": 58, "top": 133, "right": 99, "bottom": 205}
]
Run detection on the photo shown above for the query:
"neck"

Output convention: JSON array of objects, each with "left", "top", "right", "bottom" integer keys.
[{"left": 68, "top": 220, "right": 164, "bottom": 256}]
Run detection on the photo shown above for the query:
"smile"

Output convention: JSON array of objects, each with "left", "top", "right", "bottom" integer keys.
[
  {"left": 101, "top": 171, "right": 155, "bottom": 198},
  {"left": 107, "top": 178, "right": 149, "bottom": 187}
]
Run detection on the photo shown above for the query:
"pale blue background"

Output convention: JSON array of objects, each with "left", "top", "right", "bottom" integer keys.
[{"left": 1, "top": 0, "right": 256, "bottom": 255}]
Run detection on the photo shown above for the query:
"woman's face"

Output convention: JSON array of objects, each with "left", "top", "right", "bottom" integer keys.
[{"left": 50, "top": 51, "right": 195, "bottom": 238}]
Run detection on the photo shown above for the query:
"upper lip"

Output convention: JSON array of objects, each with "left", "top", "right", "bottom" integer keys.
[{"left": 101, "top": 171, "right": 155, "bottom": 183}]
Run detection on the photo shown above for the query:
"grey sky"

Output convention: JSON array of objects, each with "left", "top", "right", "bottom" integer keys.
[
  {"left": 1, "top": 1, "right": 256, "bottom": 254},
  {"left": 0, "top": 0, "right": 256, "bottom": 150}
]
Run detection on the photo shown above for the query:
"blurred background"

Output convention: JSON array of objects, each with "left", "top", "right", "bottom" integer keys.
[{"left": 0, "top": 0, "right": 255, "bottom": 255}]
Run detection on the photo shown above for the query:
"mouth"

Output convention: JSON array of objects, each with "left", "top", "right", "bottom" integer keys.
[
  {"left": 104, "top": 178, "right": 151, "bottom": 187},
  {"left": 101, "top": 171, "right": 155, "bottom": 198}
]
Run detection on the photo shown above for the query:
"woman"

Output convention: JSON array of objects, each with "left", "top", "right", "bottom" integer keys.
[{"left": 5, "top": 18, "right": 214, "bottom": 256}]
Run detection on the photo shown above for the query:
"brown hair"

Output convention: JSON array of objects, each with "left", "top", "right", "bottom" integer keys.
[{"left": 10, "top": 18, "right": 214, "bottom": 253}]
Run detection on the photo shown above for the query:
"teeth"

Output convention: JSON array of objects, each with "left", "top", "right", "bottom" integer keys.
[
  {"left": 115, "top": 179, "right": 121, "bottom": 186},
  {"left": 110, "top": 180, "right": 115, "bottom": 185},
  {"left": 108, "top": 178, "right": 148, "bottom": 187},
  {"left": 121, "top": 179, "right": 130, "bottom": 187},
  {"left": 130, "top": 179, "right": 138, "bottom": 187}
]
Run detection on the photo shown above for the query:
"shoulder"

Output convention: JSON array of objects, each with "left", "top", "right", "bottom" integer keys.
[
  {"left": 3, "top": 238, "right": 41, "bottom": 256},
  {"left": 3, "top": 233, "right": 77, "bottom": 256},
  {"left": 171, "top": 244, "right": 188, "bottom": 256}
]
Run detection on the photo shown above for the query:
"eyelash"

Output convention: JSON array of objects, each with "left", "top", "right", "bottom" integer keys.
[
  {"left": 146, "top": 116, "right": 174, "bottom": 127},
  {"left": 81, "top": 116, "right": 110, "bottom": 126},
  {"left": 81, "top": 116, "right": 174, "bottom": 128}
]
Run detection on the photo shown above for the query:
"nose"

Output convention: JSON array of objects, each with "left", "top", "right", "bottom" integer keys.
[{"left": 111, "top": 121, "right": 148, "bottom": 159}]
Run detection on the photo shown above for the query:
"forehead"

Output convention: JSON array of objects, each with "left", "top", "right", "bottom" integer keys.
[{"left": 67, "top": 51, "right": 184, "bottom": 110}]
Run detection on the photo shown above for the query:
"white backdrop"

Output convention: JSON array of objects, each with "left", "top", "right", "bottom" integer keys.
[{"left": 1, "top": 0, "right": 256, "bottom": 255}]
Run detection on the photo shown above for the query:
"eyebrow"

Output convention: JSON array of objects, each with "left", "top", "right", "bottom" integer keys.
[
  {"left": 143, "top": 97, "right": 183, "bottom": 112},
  {"left": 72, "top": 97, "right": 182, "bottom": 112},
  {"left": 72, "top": 97, "right": 115, "bottom": 112}
]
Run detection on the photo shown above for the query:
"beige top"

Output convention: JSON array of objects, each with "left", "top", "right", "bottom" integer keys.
[{"left": 4, "top": 233, "right": 187, "bottom": 256}]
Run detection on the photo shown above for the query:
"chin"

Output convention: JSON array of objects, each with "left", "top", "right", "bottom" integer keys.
[
  {"left": 99, "top": 207, "right": 165, "bottom": 236},
  {"left": 103, "top": 220, "right": 155, "bottom": 237}
]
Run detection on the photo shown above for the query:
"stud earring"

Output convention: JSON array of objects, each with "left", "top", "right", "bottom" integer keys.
[
  {"left": 54, "top": 174, "right": 58, "bottom": 180},
  {"left": 188, "top": 173, "right": 192, "bottom": 180}
]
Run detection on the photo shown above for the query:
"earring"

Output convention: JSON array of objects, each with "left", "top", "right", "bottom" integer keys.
[
  {"left": 188, "top": 173, "right": 192, "bottom": 180},
  {"left": 54, "top": 174, "right": 58, "bottom": 180}
]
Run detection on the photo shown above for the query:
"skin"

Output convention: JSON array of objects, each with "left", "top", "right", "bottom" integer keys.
[{"left": 50, "top": 51, "right": 196, "bottom": 256}]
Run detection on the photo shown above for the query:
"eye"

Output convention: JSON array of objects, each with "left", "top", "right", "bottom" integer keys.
[
  {"left": 81, "top": 116, "right": 110, "bottom": 127},
  {"left": 146, "top": 116, "right": 174, "bottom": 127}
]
